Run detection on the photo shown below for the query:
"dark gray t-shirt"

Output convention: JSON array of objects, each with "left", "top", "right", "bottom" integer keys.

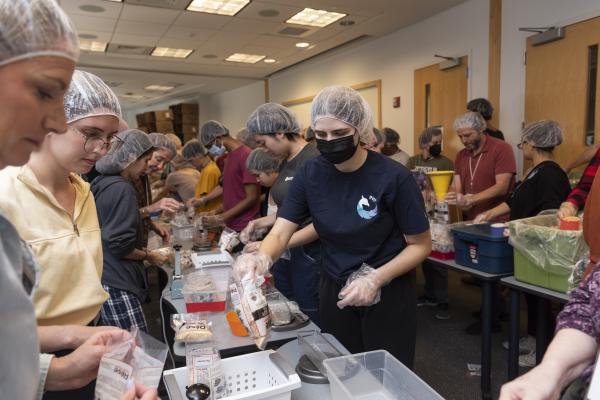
[{"left": 271, "top": 142, "right": 320, "bottom": 207}]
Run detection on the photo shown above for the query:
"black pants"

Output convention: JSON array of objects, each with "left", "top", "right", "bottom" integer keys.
[
  {"left": 422, "top": 260, "right": 448, "bottom": 303},
  {"left": 319, "top": 270, "right": 417, "bottom": 369}
]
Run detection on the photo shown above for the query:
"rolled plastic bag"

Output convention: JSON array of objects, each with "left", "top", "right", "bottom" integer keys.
[{"left": 229, "top": 278, "right": 271, "bottom": 350}]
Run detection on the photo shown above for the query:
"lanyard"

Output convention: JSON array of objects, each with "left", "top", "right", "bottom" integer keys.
[{"left": 468, "top": 153, "right": 484, "bottom": 191}]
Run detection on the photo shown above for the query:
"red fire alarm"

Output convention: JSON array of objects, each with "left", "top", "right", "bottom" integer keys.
[{"left": 393, "top": 96, "right": 401, "bottom": 108}]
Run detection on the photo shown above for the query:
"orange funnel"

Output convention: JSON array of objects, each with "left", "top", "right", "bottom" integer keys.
[{"left": 426, "top": 171, "right": 454, "bottom": 202}]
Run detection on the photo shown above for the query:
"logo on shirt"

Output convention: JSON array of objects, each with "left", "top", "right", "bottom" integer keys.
[
  {"left": 284, "top": 176, "right": 294, "bottom": 182},
  {"left": 356, "top": 195, "right": 379, "bottom": 220}
]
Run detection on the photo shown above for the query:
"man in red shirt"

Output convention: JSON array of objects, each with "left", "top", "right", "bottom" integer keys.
[
  {"left": 446, "top": 112, "right": 516, "bottom": 221},
  {"left": 199, "top": 120, "right": 260, "bottom": 232}
]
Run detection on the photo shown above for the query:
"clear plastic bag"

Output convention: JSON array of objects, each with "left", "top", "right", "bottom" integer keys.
[
  {"left": 229, "top": 278, "right": 271, "bottom": 349},
  {"left": 218, "top": 228, "right": 240, "bottom": 252},
  {"left": 508, "top": 215, "right": 589, "bottom": 276},
  {"left": 94, "top": 329, "right": 168, "bottom": 400},
  {"left": 171, "top": 313, "right": 213, "bottom": 342}
]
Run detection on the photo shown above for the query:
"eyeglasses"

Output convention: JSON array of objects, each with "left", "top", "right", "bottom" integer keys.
[{"left": 73, "top": 127, "right": 120, "bottom": 153}]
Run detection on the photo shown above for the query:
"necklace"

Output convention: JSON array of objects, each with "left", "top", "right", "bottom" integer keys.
[{"left": 468, "top": 152, "right": 484, "bottom": 190}]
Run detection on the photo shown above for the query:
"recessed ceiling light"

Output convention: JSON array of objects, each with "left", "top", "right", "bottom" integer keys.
[
  {"left": 187, "top": 0, "right": 250, "bottom": 16},
  {"left": 286, "top": 8, "right": 346, "bottom": 28},
  {"left": 295, "top": 42, "right": 310, "bottom": 48},
  {"left": 79, "top": 4, "right": 105, "bottom": 13},
  {"left": 79, "top": 40, "right": 107, "bottom": 52},
  {"left": 202, "top": 54, "right": 218, "bottom": 59},
  {"left": 78, "top": 33, "right": 98, "bottom": 40},
  {"left": 258, "top": 9, "right": 280, "bottom": 17},
  {"left": 151, "top": 47, "right": 193, "bottom": 58},
  {"left": 106, "top": 0, "right": 123, "bottom": 2},
  {"left": 264, "top": 58, "right": 276, "bottom": 63},
  {"left": 339, "top": 20, "right": 355, "bottom": 27},
  {"left": 144, "top": 85, "right": 175, "bottom": 92},
  {"left": 225, "top": 53, "right": 266, "bottom": 64}
]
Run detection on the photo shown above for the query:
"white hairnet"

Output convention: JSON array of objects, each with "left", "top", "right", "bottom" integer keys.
[
  {"left": 453, "top": 112, "right": 486, "bottom": 132},
  {"left": 199, "top": 120, "right": 229, "bottom": 146},
  {"left": 182, "top": 139, "right": 208, "bottom": 159},
  {"left": 148, "top": 132, "right": 177, "bottom": 158},
  {"left": 95, "top": 129, "right": 153, "bottom": 175},
  {"left": 311, "top": 86, "right": 373, "bottom": 135},
  {"left": 522, "top": 120, "right": 563, "bottom": 148},
  {"left": 246, "top": 148, "right": 281, "bottom": 173},
  {"left": 246, "top": 103, "right": 301, "bottom": 135},
  {"left": 64, "top": 70, "right": 121, "bottom": 124},
  {"left": 0, "top": 0, "right": 79, "bottom": 67},
  {"left": 236, "top": 128, "right": 259, "bottom": 149}
]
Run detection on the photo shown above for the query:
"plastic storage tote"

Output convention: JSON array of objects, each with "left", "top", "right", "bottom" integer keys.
[
  {"left": 451, "top": 223, "right": 513, "bottom": 273},
  {"left": 182, "top": 268, "right": 230, "bottom": 312},
  {"left": 162, "top": 350, "right": 301, "bottom": 400},
  {"left": 508, "top": 215, "right": 588, "bottom": 293},
  {"left": 323, "top": 350, "right": 443, "bottom": 400}
]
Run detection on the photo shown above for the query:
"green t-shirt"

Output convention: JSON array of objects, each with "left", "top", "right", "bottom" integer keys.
[{"left": 406, "top": 154, "right": 454, "bottom": 172}]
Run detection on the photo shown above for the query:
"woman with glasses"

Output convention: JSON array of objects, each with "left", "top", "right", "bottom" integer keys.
[{"left": 0, "top": 70, "right": 121, "bottom": 331}]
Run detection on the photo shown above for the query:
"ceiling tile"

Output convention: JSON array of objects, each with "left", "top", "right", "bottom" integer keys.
[
  {"left": 174, "top": 11, "right": 233, "bottom": 29},
  {"left": 114, "top": 19, "right": 170, "bottom": 36},
  {"left": 234, "top": 1, "right": 303, "bottom": 22},
  {"left": 156, "top": 37, "right": 208, "bottom": 50},
  {"left": 251, "top": 34, "right": 303, "bottom": 49},
  {"left": 221, "top": 18, "right": 284, "bottom": 35},
  {"left": 206, "top": 31, "right": 260, "bottom": 48},
  {"left": 76, "top": 30, "right": 113, "bottom": 42},
  {"left": 111, "top": 33, "right": 161, "bottom": 47},
  {"left": 162, "top": 27, "right": 217, "bottom": 41},
  {"left": 70, "top": 14, "right": 117, "bottom": 33},
  {"left": 119, "top": 3, "right": 181, "bottom": 24},
  {"left": 60, "top": 0, "right": 123, "bottom": 19}
]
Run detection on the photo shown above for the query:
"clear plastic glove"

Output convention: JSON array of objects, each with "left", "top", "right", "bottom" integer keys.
[
  {"left": 558, "top": 201, "right": 577, "bottom": 219},
  {"left": 147, "top": 250, "right": 169, "bottom": 265},
  {"left": 446, "top": 192, "right": 473, "bottom": 209},
  {"left": 243, "top": 241, "right": 261, "bottom": 254},
  {"left": 151, "top": 198, "right": 183, "bottom": 214},
  {"left": 240, "top": 220, "right": 257, "bottom": 244},
  {"left": 337, "top": 264, "right": 385, "bottom": 309},
  {"left": 474, "top": 210, "right": 494, "bottom": 224},
  {"left": 233, "top": 253, "right": 273, "bottom": 282}
]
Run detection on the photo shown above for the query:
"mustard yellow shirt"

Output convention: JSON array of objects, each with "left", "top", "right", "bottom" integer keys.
[{"left": 195, "top": 161, "right": 222, "bottom": 213}]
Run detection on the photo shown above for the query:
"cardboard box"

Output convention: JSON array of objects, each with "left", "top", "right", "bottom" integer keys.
[
  {"left": 170, "top": 103, "right": 198, "bottom": 116},
  {"left": 155, "top": 120, "right": 174, "bottom": 133},
  {"left": 142, "top": 111, "right": 155, "bottom": 124},
  {"left": 180, "top": 113, "right": 198, "bottom": 124},
  {"left": 154, "top": 110, "right": 173, "bottom": 122},
  {"left": 180, "top": 124, "right": 198, "bottom": 142},
  {"left": 135, "top": 114, "right": 145, "bottom": 126},
  {"left": 137, "top": 126, "right": 150, "bottom": 133}
]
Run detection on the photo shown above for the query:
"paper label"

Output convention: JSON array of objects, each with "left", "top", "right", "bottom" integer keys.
[{"left": 95, "top": 358, "right": 132, "bottom": 400}]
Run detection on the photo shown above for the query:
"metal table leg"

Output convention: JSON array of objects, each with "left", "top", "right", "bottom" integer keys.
[
  {"left": 508, "top": 289, "right": 520, "bottom": 380},
  {"left": 536, "top": 297, "right": 548, "bottom": 364},
  {"left": 481, "top": 280, "right": 494, "bottom": 400}
]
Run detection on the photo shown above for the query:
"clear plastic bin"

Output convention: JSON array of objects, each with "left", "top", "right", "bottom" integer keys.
[
  {"left": 323, "top": 350, "right": 443, "bottom": 400},
  {"left": 297, "top": 330, "right": 343, "bottom": 377},
  {"left": 182, "top": 269, "right": 230, "bottom": 312}
]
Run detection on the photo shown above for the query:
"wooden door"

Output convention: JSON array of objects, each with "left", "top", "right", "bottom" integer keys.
[
  {"left": 414, "top": 56, "right": 468, "bottom": 163},
  {"left": 525, "top": 17, "right": 600, "bottom": 173}
]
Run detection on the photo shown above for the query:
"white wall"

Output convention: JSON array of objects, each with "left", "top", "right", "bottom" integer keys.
[
  {"left": 207, "top": 80, "right": 266, "bottom": 133},
  {"left": 500, "top": 0, "right": 600, "bottom": 172}
]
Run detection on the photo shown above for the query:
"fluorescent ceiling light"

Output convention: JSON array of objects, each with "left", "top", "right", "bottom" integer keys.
[
  {"left": 295, "top": 42, "right": 310, "bottom": 48},
  {"left": 286, "top": 8, "right": 346, "bottom": 28},
  {"left": 151, "top": 47, "right": 193, "bottom": 58},
  {"left": 264, "top": 58, "right": 276, "bottom": 64},
  {"left": 187, "top": 0, "right": 250, "bottom": 16},
  {"left": 120, "top": 94, "right": 145, "bottom": 100},
  {"left": 79, "top": 40, "right": 107, "bottom": 52},
  {"left": 225, "top": 53, "right": 265, "bottom": 64},
  {"left": 144, "top": 85, "right": 175, "bottom": 92},
  {"left": 106, "top": 0, "right": 123, "bottom": 2}
]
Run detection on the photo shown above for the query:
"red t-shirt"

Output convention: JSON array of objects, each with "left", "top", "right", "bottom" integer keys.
[
  {"left": 455, "top": 136, "right": 516, "bottom": 220},
  {"left": 222, "top": 146, "right": 260, "bottom": 231}
]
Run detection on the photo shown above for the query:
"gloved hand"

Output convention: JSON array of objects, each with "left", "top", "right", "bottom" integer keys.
[
  {"left": 446, "top": 192, "right": 473, "bottom": 209},
  {"left": 474, "top": 210, "right": 494, "bottom": 224},
  {"left": 558, "top": 201, "right": 577, "bottom": 219},
  {"left": 233, "top": 253, "right": 273, "bottom": 282},
  {"left": 243, "top": 241, "right": 261, "bottom": 254},
  {"left": 337, "top": 264, "right": 385, "bottom": 309},
  {"left": 239, "top": 220, "right": 257, "bottom": 244}
]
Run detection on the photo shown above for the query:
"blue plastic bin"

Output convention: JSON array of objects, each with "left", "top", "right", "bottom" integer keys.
[{"left": 451, "top": 223, "right": 514, "bottom": 274}]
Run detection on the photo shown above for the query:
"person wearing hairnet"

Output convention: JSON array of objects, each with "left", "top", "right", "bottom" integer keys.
[
  {"left": 184, "top": 139, "right": 223, "bottom": 212},
  {"left": 407, "top": 127, "right": 454, "bottom": 172},
  {"left": 92, "top": 130, "right": 169, "bottom": 332},
  {"left": 381, "top": 127, "right": 410, "bottom": 166},
  {"left": 0, "top": 2, "right": 157, "bottom": 400},
  {"left": 233, "top": 86, "right": 431, "bottom": 367},
  {"left": 246, "top": 147, "right": 282, "bottom": 191},
  {"left": 473, "top": 121, "right": 570, "bottom": 364},
  {"left": 467, "top": 98, "right": 505, "bottom": 141},
  {"left": 198, "top": 120, "right": 260, "bottom": 232},
  {"left": 240, "top": 103, "right": 323, "bottom": 323}
]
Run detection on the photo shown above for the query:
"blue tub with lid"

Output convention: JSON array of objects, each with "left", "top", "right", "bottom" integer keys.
[{"left": 451, "top": 223, "right": 513, "bottom": 274}]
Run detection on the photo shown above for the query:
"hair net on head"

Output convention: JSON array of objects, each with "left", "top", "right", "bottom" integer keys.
[
  {"left": 467, "top": 98, "right": 494, "bottom": 120},
  {"left": 199, "top": 120, "right": 229, "bottom": 146},
  {"left": 165, "top": 133, "right": 182, "bottom": 150},
  {"left": 0, "top": 0, "right": 79, "bottom": 67},
  {"left": 246, "top": 103, "right": 301, "bottom": 135},
  {"left": 237, "top": 128, "right": 259, "bottom": 149},
  {"left": 64, "top": 70, "right": 121, "bottom": 124},
  {"left": 521, "top": 120, "right": 563, "bottom": 148},
  {"left": 182, "top": 139, "right": 208, "bottom": 159},
  {"left": 418, "top": 127, "right": 443, "bottom": 148},
  {"left": 246, "top": 148, "right": 281, "bottom": 173},
  {"left": 453, "top": 112, "right": 486, "bottom": 132},
  {"left": 148, "top": 132, "right": 176, "bottom": 159},
  {"left": 96, "top": 129, "right": 153, "bottom": 175},
  {"left": 311, "top": 86, "right": 373, "bottom": 135},
  {"left": 382, "top": 127, "right": 400, "bottom": 145}
]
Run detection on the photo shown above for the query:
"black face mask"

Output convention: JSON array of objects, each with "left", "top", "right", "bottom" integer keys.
[
  {"left": 316, "top": 133, "right": 358, "bottom": 164},
  {"left": 429, "top": 143, "right": 442, "bottom": 157}
]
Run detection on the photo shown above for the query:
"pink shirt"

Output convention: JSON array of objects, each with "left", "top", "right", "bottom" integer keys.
[{"left": 222, "top": 146, "right": 260, "bottom": 231}]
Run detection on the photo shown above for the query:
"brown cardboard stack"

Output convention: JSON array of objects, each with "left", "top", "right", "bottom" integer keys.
[
  {"left": 153, "top": 110, "right": 174, "bottom": 133},
  {"left": 170, "top": 103, "right": 199, "bottom": 142},
  {"left": 136, "top": 111, "right": 155, "bottom": 132}
]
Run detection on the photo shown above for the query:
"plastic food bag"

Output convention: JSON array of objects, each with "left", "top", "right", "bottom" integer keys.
[
  {"left": 186, "top": 342, "right": 226, "bottom": 399},
  {"left": 508, "top": 215, "right": 588, "bottom": 278},
  {"left": 265, "top": 292, "right": 293, "bottom": 326},
  {"left": 569, "top": 253, "right": 590, "bottom": 291},
  {"left": 171, "top": 313, "right": 213, "bottom": 342},
  {"left": 94, "top": 329, "right": 168, "bottom": 400},
  {"left": 229, "top": 278, "right": 271, "bottom": 349},
  {"left": 218, "top": 228, "right": 240, "bottom": 252}
]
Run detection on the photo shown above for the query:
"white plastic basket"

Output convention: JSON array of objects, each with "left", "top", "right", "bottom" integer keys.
[{"left": 163, "top": 350, "right": 301, "bottom": 400}]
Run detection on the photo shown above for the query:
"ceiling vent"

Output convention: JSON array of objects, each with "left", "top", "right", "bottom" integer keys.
[
  {"left": 123, "top": 0, "right": 189, "bottom": 10},
  {"left": 277, "top": 26, "right": 310, "bottom": 36},
  {"left": 104, "top": 81, "right": 123, "bottom": 88},
  {"left": 107, "top": 43, "right": 154, "bottom": 56}
]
